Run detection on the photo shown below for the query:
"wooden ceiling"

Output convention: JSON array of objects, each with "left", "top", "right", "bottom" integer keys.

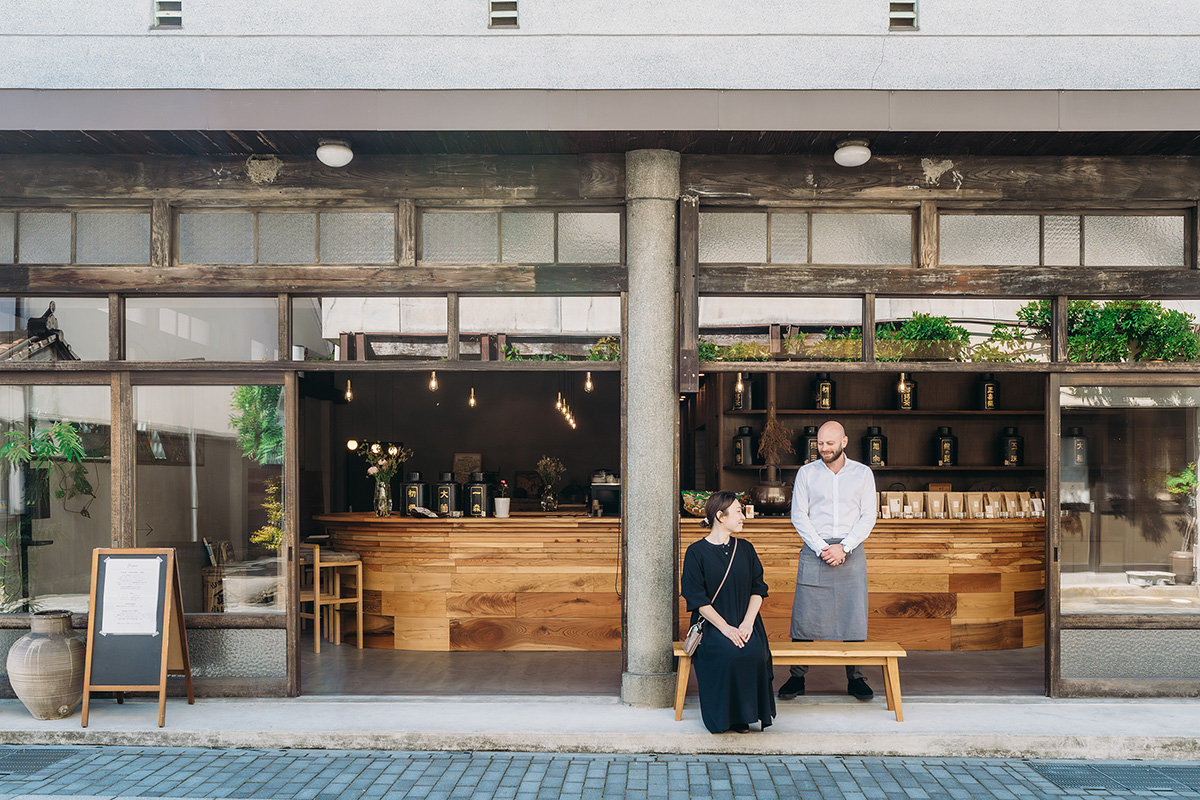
[{"left": 0, "top": 129, "right": 1199, "bottom": 157}]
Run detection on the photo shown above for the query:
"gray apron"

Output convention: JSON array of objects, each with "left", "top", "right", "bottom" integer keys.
[{"left": 790, "top": 537, "right": 868, "bottom": 641}]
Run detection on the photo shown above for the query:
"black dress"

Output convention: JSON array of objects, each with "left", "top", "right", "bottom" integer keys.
[{"left": 680, "top": 536, "right": 776, "bottom": 733}]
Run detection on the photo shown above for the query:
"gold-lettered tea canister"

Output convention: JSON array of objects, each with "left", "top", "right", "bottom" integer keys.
[
  {"left": 934, "top": 426, "right": 958, "bottom": 467},
  {"left": 812, "top": 372, "right": 836, "bottom": 410},
  {"left": 862, "top": 426, "right": 887, "bottom": 467}
]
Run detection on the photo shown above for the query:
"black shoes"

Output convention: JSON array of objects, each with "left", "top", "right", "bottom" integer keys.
[
  {"left": 848, "top": 677, "right": 874, "bottom": 700},
  {"left": 777, "top": 676, "right": 806, "bottom": 700},
  {"left": 730, "top": 723, "right": 751, "bottom": 734}
]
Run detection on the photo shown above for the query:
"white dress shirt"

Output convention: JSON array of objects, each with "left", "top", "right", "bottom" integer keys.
[{"left": 790, "top": 457, "right": 877, "bottom": 553}]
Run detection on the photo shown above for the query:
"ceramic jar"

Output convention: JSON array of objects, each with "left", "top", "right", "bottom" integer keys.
[{"left": 7, "top": 610, "right": 85, "bottom": 720}]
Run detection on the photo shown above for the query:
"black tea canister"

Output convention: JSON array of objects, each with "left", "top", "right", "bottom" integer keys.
[
  {"left": 812, "top": 372, "right": 836, "bottom": 410},
  {"left": 1000, "top": 426, "right": 1024, "bottom": 467},
  {"left": 733, "top": 426, "right": 756, "bottom": 466},
  {"left": 435, "top": 471, "right": 463, "bottom": 516},
  {"left": 801, "top": 425, "right": 820, "bottom": 465},
  {"left": 978, "top": 373, "right": 998, "bottom": 411},
  {"left": 466, "top": 471, "right": 491, "bottom": 517},
  {"left": 1062, "top": 426, "right": 1088, "bottom": 467},
  {"left": 934, "top": 426, "right": 958, "bottom": 467},
  {"left": 402, "top": 471, "right": 430, "bottom": 515},
  {"left": 862, "top": 426, "right": 887, "bottom": 467}
]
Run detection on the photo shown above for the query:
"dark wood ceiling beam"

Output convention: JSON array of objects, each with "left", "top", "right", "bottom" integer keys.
[
  {"left": 683, "top": 155, "right": 1200, "bottom": 203},
  {"left": 0, "top": 154, "right": 625, "bottom": 201},
  {"left": 0, "top": 265, "right": 627, "bottom": 295},
  {"left": 698, "top": 266, "right": 1200, "bottom": 298}
]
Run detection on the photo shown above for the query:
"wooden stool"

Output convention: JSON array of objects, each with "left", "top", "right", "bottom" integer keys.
[{"left": 299, "top": 543, "right": 364, "bottom": 653}]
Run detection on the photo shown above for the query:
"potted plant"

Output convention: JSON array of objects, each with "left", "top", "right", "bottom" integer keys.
[
  {"left": 348, "top": 440, "right": 413, "bottom": 517},
  {"left": 876, "top": 313, "right": 970, "bottom": 361},
  {"left": 494, "top": 480, "right": 511, "bottom": 518},
  {"left": 753, "top": 402, "right": 795, "bottom": 515},
  {"left": 1164, "top": 462, "right": 1198, "bottom": 584}
]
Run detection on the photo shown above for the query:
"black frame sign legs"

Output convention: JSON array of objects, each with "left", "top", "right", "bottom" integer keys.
[{"left": 81, "top": 548, "right": 194, "bottom": 727}]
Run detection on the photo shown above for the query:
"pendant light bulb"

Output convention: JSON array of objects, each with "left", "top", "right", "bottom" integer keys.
[
  {"left": 584, "top": 371, "right": 594, "bottom": 392},
  {"left": 735, "top": 372, "right": 744, "bottom": 393},
  {"left": 556, "top": 392, "right": 563, "bottom": 410},
  {"left": 344, "top": 379, "right": 353, "bottom": 402},
  {"left": 429, "top": 370, "right": 438, "bottom": 391},
  {"left": 346, "top": 439, "right": 359, "bottom": 451},
  {"left": 469, "top": 387, "right": 477, "bottom": 408},
  {"left": 898, "top": 372, "right": 908, "bottom": 392}
]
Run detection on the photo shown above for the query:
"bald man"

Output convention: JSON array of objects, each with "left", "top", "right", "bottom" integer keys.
[{"left": 778, "top": 420, "right": 878, "bottom": 702}]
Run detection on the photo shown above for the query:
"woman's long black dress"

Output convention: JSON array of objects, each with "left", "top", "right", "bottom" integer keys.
[{"left": 680, "top": 536, "right": 776, "bottom": 733}]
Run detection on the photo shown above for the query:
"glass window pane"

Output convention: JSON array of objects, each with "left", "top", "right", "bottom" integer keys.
[
  {"left": 17, "top": 212, "right": 72, "bottom": 264},
  {"left": 259, "top": 213, "right": 316, "bottom": 264},
  {"left": 769, "top": 213, "right": 808, "bottom": 263},
  {"left": 319, "top": 212, "right": 394, "bottom": 265},
  {"left": 1084, "top": 215, "right": 1185, "bottom": 267},
  {"left": 1044, "top": 215, "right": 1081, "bottom": 266},
  {"left": 460, "top": 296, "right": 621, "bottom": 359},
  {"left": 940, "top": 215, "right": 1039, "bottom": 266},
  {"left": 0, "top": 212, "right": 14, "bottom": 264},
  {"left": 291, "top": 297, "right": 451, "bottom": 360},
  {"left": 699, "top": 212, "right": 766, "bottom": 263},
  {"left": 811, "top": 213, "right": 911, "bottom": 265},
  {"left": 1060, "top": 384, "right": 1200, "bottom": 620},
  {"left": 558, "top": 212, "right": 621, "bottom": 264},
  {"left": 0, "top": 297, "right": 110, "bottom": 361},
  {"left": 500, "top": 212, "right": 554, "bottom": 263},
  {"left": 135, "top": 384, "right": 283, "bottom": 614},
  {"left": 179, "top": 212, "right": 254, "bottom": 265},
  {"left": 75, "top": 212, "right": 151, "bottom": 264},
  {"left": 421, "top": 212, "right": 498, "bottom": 264},
  {"left": 126, "top": 297, "right": 279, "bottom": 361},
  {"left": 0, "top": 385, "right": 111, "bottom": 614},
  {"left": 699, "top": 296, "right": 861, "bottom": 361},
  {"left": 875, "top": 298, "right": 1050, "bottom": 362}
]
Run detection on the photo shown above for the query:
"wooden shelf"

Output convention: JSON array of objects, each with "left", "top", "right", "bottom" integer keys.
[
  {"left": 726, "top": 464, "right": 1045, "bottom": 472},
  {"left": 726, "top": 408, "right": 1044, "bottom": 416}
]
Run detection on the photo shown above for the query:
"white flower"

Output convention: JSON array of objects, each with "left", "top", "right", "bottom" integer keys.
[
  {"left": 367, "top": 466, "right": 378, "bottom": 475},
  {"left": 378, "top": 459, "right": 387, "bottom": 466}
]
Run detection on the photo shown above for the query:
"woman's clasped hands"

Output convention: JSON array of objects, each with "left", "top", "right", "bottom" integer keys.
[{"left": 721, "top": 618, "right": 755, "bottom": 648}]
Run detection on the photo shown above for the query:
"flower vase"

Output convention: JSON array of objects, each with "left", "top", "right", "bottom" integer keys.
[
  {"left": 540, "top": 489, "right": 558, "bottom": 512},
  {"left": 494, "top": 497, "right": 511, "bottom": 518},
  {"left": 374, "top": 481, "right": 393, "bottom": 517}
]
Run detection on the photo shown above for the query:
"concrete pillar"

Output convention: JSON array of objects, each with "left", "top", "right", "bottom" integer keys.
[{"left": 621, "top": 149, "right": 681, "bottom": 708}]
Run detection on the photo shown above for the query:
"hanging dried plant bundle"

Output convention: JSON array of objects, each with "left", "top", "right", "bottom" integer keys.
[{"left": 757, "top": 413, "right": 795, "bottom": 466}]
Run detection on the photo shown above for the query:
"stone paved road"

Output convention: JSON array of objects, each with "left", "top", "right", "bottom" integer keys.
[{"left": 0, "top": 747, "right": 1198, "bottom": 800}]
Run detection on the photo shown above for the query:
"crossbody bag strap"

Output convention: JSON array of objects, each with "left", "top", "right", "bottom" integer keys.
[{"left": 709, "top": 538, "right": 738, "bottom": 605}]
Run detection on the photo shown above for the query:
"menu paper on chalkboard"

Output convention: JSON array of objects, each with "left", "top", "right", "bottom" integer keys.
[
  {"left": 99, "top": 557, "right": 162, "bottom": 635},
  {"left": 82, "top": 548, "right": 194, "bottom": 728}
]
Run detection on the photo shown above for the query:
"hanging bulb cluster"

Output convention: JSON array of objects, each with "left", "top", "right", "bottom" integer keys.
[{"left": 555, "top": 380, "right": 577, "bottom": 429}]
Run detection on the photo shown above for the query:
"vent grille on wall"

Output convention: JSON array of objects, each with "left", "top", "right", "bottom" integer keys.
[
  {"left": 489, "top": 1, "right": 518, "bottom": 29},
  {"left": 889, "top": 1, "right": 918, "bottom": 30},
  {"left": 153, "top": 1, "right": 182, "bottom": 28}
]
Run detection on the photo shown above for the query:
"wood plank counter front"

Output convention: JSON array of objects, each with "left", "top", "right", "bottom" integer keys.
[
  {"left": 315, "top": 514, "right": 1044, "bottom": 652},
  {"left": 315, "top": 514, "right": 622, "bottom": 652},
  {"left": 678, "top": 518, "right": 1046, "bottom": 652}
]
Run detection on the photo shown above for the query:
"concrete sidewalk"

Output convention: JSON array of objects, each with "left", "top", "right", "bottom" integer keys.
[{"left": 2, "top": 694, "right": 1199, "bottom": 761}]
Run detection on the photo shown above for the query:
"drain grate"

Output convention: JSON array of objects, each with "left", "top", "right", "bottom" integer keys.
[
  {"left": 1030, "top": 762, "right": 1193, "bottom": 792},
  {"left": 0, "top": 748, "right": 78, "bottom": 776}
]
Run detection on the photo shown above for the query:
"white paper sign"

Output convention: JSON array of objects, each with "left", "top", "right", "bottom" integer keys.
[{"left": 100, "top": 557, "right": 162, "bottom": 636}]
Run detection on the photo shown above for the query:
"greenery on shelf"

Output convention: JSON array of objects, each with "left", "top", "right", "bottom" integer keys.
[
  {"left": 876, "top": 313, "right": 971, "bottom": 361},
  {"left": 698, "top": 338, "right": 771, "bottom": 362},
  {"left": 587, "top": 337, "right": 621, "bottom": 361},
  {"left": 1014, "top": 299, "right": 1200, "bottom": 362},
  {"left": 502, "top": 344, "right": 569, "bottom": 362}
]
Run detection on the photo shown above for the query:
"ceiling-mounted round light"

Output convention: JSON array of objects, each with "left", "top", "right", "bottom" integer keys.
[
  {"left": 316, "top": 138, "right": 354, "bottom": 168},
  {"left": 833, "top": 139, "right": 871, "bottom": 168}
]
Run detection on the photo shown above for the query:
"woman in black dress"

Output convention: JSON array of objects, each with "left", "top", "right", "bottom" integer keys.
[{"left": 680, "top": 491, "right": 775, "bottom": 733}]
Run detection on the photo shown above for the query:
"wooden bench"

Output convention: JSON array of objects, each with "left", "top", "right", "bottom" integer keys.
[{"left": 673, "top": 640, "right": 907, "bottom": 722}]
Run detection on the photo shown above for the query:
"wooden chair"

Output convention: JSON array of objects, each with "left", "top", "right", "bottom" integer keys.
[{"left": 298, "top": 543, "right": 364, "bottom": 653}]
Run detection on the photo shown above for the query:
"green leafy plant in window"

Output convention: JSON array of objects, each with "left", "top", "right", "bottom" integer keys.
[
  {"left": 230, "top": 386, "right": 284, "bottom": 550},
  {"left": 875, "top": 313, "right": 970, "bottom": 361},
  {"left": 1013, "top": 300, "right": 1200, "bottom": 362},
  {"left": 697, "top": 338, "right": 771, "bottom": 362},
  {"left": 587, "top": 337, "right": 621, "bottom": 361}
]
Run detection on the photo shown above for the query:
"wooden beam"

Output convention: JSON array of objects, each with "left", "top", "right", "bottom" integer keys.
[
  {"left": 862, "top": 293, "right": 875, "bottom": 363},
  {"left": 682, "top": 155, "right": 1200, "bottom": 203},
  {"left": 398, "top": 199, "right": 416, "bottom": 266},
  {"left": 278, "top": 292, "right": 291, "bottom": 362},
  {"left": 1052, "top": 296, "right": 1069, "bottom": 362},
  {"left": 918, "top": 200, "right": 938, "bottom": 268},
  {"left": 0, "top": 154, "right": 626, "bottom": 202},
  {"left": 698, "top": 266, "right": 1200, "bottom": 298},
  {"left": 150, "top": 199, "right": 171, "bottom": 268},
  {"left": 0, "top": 265, "right": 627, "bottom": 295},
  {"left": 678, "top": 194, "right": 699, "bottom": 394},
  {"left": 107, "top": 293, "right": 124, "bottom": 361}
]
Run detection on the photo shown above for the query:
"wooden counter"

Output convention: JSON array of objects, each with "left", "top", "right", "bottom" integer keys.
[
  {"left": 315, "top": 514, "right": 622, "bottom": 651},
  {"left": 315, "top": 514, "right": 1044, "bottom": 652}
]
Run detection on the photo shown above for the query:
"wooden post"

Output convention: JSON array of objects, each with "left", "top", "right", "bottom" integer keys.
[
  {"left": 678, "top": 194, "right": 699, "bottom": 393},
  {"left": 1052, "top": 296, "right": 1069, "bottom": 362},
  {"left": 447, "top": 292, "right": 460, "bottom": 361},
  {"left": 918, "top": 200, "right": 938, "bottom": 268},
  {"left": 862, "top": 294, "right": 876, "bottom": 364}
]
